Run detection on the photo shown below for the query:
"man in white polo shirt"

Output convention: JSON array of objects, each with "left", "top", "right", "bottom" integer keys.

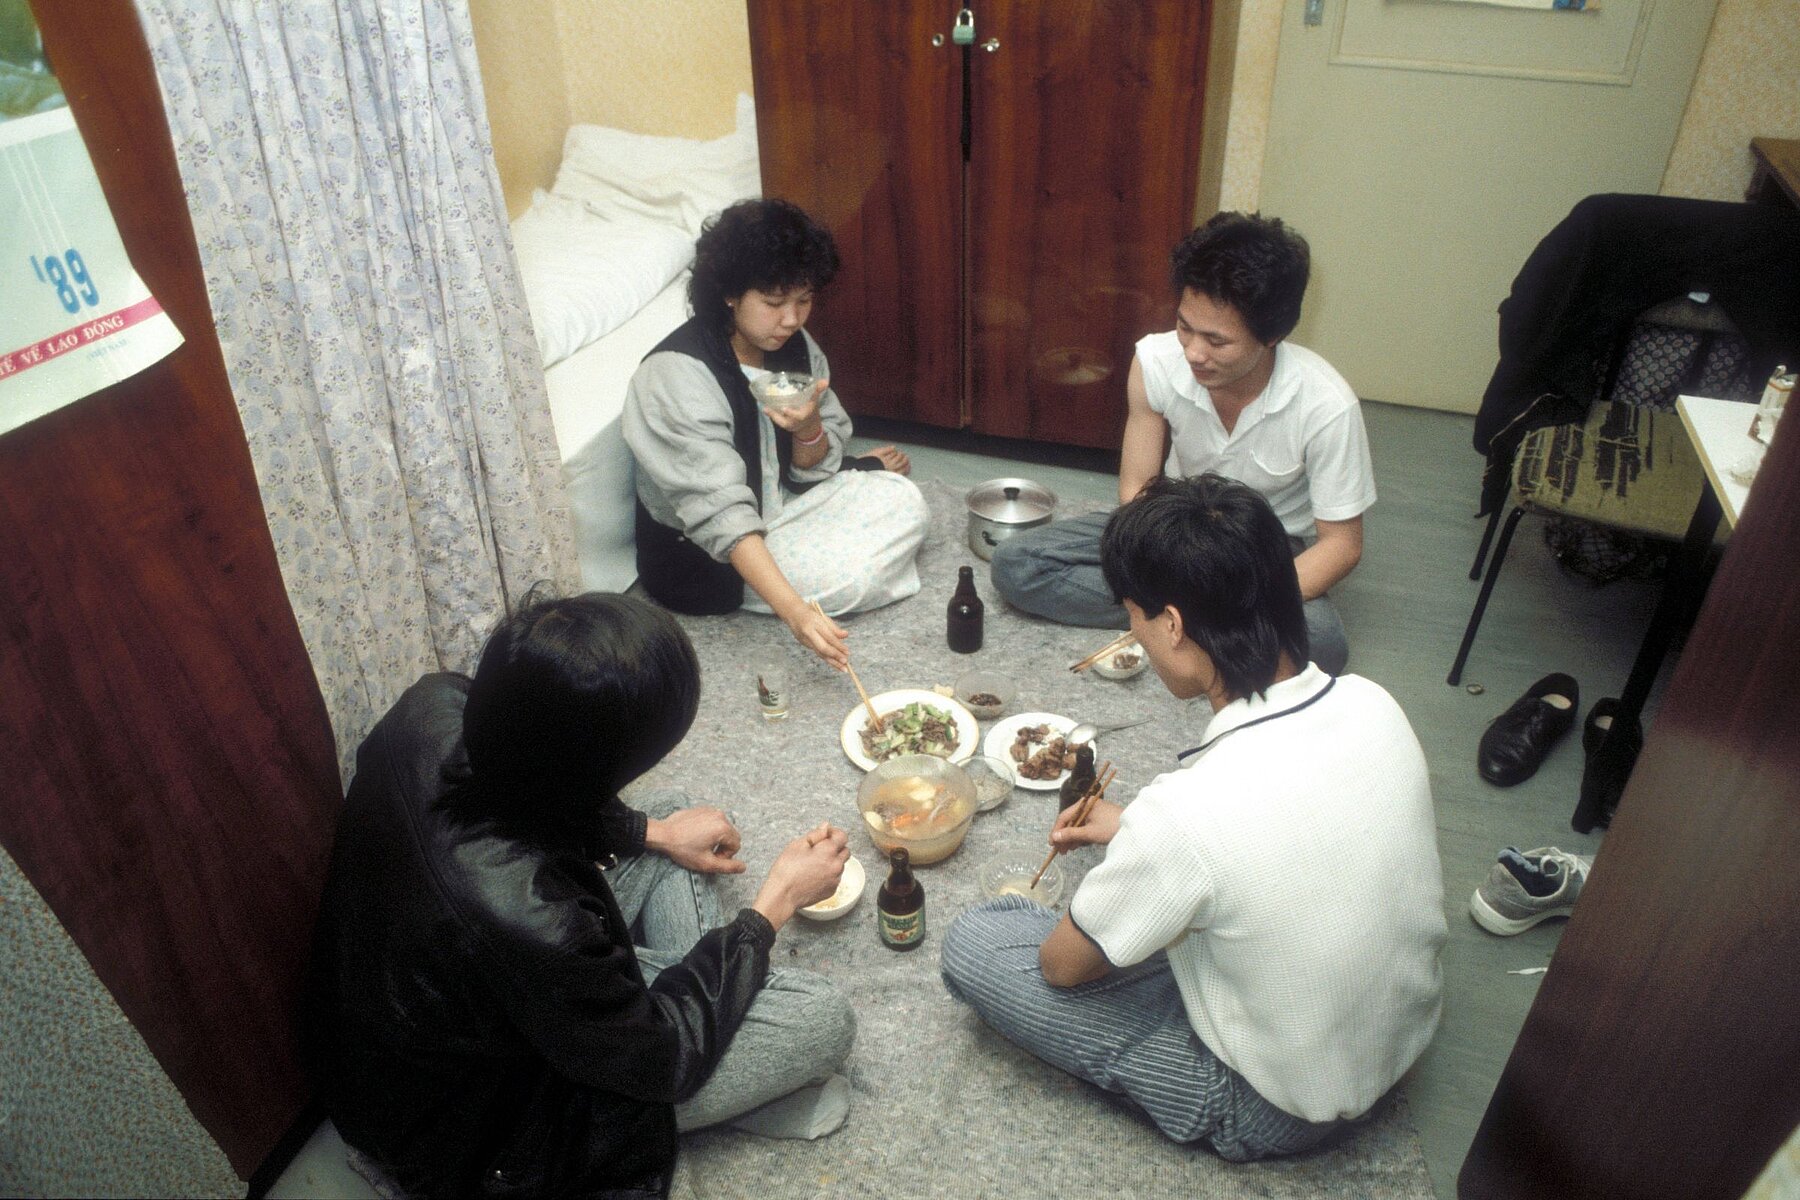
[
  {"left": 989, "top": 212, "right": 1372, "bottom": 673},
  {"left": 943, "top": 474, "right": 1444, "bottom": 1161}
]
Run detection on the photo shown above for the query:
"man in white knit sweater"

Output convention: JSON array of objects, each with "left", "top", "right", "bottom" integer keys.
[{"left": 942, "top": 474, "right": 1446, "bottom": 1161}]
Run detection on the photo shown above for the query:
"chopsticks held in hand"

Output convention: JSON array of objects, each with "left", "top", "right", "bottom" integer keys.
[
  {"left": 811, "top": 600, "right": 882, "bottom": 732},
  {"left": 1070, "top": 630, "right": 1138, "bottom": 674},
  {"left": 1030, "top": 762, "right": 1117, "bottom": 889}
]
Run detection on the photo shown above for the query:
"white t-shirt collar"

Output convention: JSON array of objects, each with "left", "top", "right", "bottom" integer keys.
[
  {"left": 1170, "top": 341, "right": 1300, "bottom": 430},
  {"left": 1194, "top": 662, "right": 1333, "bottom": 746}
]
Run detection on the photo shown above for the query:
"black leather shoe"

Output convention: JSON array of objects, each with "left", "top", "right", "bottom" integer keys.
[
  {"left": 1576, "top": 705, "right": 1643, "bottom": 832},
  {"left": 1479, "top": 673, "right": 1580, "bottom": 786},
  {"left": 1583, "top": 697, "right": 1623, "bottom": 758}
]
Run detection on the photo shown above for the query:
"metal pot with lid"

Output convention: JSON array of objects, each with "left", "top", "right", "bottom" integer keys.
[{"left": 965, "top": 477, "right": 1057, "bottom": 561}]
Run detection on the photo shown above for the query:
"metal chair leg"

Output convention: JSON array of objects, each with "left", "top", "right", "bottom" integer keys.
[
  {"left": 1469, "top": 506, "right": 1504, "bottom": 580},
  {"left": 1448, "top": 506, "right": 1526, "bottom": 686}
]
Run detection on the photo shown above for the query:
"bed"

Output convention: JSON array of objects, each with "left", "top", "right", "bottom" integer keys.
[{"left": 514, "top": 96, "right": 760, "bottom": 591}]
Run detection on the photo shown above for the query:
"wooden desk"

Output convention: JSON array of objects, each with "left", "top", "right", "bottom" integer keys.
[
  {"left": 1748, "top": 137, "right": 1800, "bottom": 210},
  {"left": 1676, "top": 393, "right": 1760, "bottom": 528}
]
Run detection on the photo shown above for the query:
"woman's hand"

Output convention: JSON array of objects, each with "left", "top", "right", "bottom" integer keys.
[
  {"left": 752, "top": 821, "right": 851, "bottom": 930},
  {"left": 866, "top": 445, "right": 911, "bottom": 475},
  {"left": 762, "top": 378, "right": 828, "bottom": 436},
  {"left": 644, "top": 807, "right": 746, "bottom": 875},
  {"left": 1049, "top": 798, "right": 1122, "bottom": 854},
  {"left": 783, "top": 602, "right": 849, "bottom": 671}
]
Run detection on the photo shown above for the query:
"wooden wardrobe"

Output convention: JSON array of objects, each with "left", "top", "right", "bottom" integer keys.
[{"left": 746, "top": 1, "right": 1211, "bottom": 450}]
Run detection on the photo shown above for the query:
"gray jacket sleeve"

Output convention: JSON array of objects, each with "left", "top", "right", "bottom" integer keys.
[
  {"left": 787, "top": 331, "right": 853, "bottom": 483},
  {"left": 622, "top": 352, "right": 766, "bottom": 562}
]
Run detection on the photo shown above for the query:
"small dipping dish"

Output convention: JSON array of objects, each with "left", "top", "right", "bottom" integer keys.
[
  {"left": 798, "top": 854, "right": 866, "bottom": 922},
  {"left": 749, "top": 370, "right": 815, "bottom": 413},
  {"left": 979, "top": 854, "right": 1065, "bottom": 908},
  {"left": 1089, "top": 646, "right": 1147, "bottom": 680},
  {"left": 963, "top": 754, "right": 1016, "bottom": 812},
  {"left": 954, "top": 668, "right": 1016, "bottom": 719}
]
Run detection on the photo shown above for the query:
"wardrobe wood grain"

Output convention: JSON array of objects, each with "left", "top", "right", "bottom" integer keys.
[
  {"left": 748, "top": 0, "right": 963, "bottom": 429},
  {"left": 968, "top": 0, "right": 1209, "bottom": 448},
  {"left": 749, "top": 0, "right": 1208, "bottom": 449}
]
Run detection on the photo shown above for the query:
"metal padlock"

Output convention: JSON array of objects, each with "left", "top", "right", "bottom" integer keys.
[{"left": 952, "top": 7, "right": 974, "bottom": 45}]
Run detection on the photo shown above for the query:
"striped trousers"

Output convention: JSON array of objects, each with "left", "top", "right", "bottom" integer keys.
[{"left": 940, "top": 897, "right": 1339, "bottom": 1162}]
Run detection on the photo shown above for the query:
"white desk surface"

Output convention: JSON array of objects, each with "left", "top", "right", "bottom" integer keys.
[{"left": 1676, "top": 394, "right": 1760, "bottom": 529}]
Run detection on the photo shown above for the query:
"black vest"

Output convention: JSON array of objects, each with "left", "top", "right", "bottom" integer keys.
[{"left": 633, "top": 320, "right": 813, "bottom": 614}]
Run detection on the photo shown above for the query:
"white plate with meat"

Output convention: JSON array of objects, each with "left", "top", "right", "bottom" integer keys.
[
  {"left": 840, "top": 689, "right": 979, "bottom": 771},
  {"left": 982, "top": 712, "right": 1094, "bottom": 791}
]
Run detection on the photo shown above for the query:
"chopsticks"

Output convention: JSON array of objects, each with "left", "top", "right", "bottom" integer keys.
[
  {"left": 1030, "top": 762, "right": 1117, "bottom": 888},
  {"left": 1069, "top": 630, "right": 1138, "bottom": 674},
  {"left": 812, "top": 600, "right": 883, "bottom": 732}
]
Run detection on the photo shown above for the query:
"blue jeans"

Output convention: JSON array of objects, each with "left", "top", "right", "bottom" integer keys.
[
  {"left": 988, "top": 511, "right": 1351, "bottom": 675},
  {"left": 609, "top": 790, "right": 855, "bottom": 1132},
  {"left": 940, "top": 897, "right": 1339, "bottom": 1162}
]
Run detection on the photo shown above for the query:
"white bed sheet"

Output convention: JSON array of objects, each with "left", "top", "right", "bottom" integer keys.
[
  {"left": 513, "top": 192, "right": 692, "bottom": 369},
  {"left": 546, "top": 273, "right": 691, "bottom": 593}
]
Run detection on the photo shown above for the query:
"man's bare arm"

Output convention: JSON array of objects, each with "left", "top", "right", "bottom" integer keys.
[
  {"left": 1293, "top": 515, "right": 1363, "bottom": 601},
  {"left": 1118, "top": 357, "right": 1168, "bottom": 505},
  {"left": 1039, "top": 913, "right": 1113, "bottom": 988}
]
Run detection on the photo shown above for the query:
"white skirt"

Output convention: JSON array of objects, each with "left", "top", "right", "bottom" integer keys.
[{"left": 742, "top": 470, "right": 929, "bottom": 616}]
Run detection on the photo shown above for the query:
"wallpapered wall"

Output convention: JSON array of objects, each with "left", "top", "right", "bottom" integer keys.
[
  {"left": 1660, "top": 0, "right": 1800, "bottom": 200},
  {"left": 469, "top": 0, "right": 751, "bottom": 216}
]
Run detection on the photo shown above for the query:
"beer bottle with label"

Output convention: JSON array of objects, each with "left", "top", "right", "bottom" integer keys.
[
  {"left": 947, "top": 566, "right": 984, "bottom": 653},
  {"left": 1058, "top": 743, "right": 1096, "bottom": 812},
  {"left": 877, "top": 848, "right": 925, "bottom": 950}
]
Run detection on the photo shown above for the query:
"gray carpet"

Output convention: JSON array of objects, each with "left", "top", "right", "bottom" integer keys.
[{"left": 633, "top": 479, "right": 1436, "bottom": 1199}]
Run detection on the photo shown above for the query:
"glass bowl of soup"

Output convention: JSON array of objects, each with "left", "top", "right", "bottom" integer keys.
[
  {"left": 855, "top": 754, "right": 978, "bottom": 865},
  {"left": 749, "top": 371, "right": 815, "bottom": 413}
]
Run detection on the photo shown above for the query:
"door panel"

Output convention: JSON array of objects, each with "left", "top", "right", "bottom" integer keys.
[
  {"left": 1260, "top": 0, "right": 1716, "bottom": 413},
  {"left": 969, "top": 0, "right": 1210, "bottom": 449},
  {"left": 748, "top": 0, "right": 962, "bottom": 428},
  {"left": 2, "top": 1, "right": 343, "bottom": 1176}
]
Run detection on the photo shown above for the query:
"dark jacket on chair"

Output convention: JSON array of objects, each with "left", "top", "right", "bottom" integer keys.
[
  {"left": 1474, "top": 193, "right": 1800, "bottom": 515},
  {"left": 304, "top": 673, "right": 774, "bottom": 1198}
]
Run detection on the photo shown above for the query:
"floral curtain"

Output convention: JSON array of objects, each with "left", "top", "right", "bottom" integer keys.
[{"left": 136, "top": 0, "right": 576, "bottom": 779}]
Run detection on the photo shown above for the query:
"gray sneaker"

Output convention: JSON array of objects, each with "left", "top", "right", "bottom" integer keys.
[{"left": 1469, "top": 846, "right": 1593, "bottom": 935}]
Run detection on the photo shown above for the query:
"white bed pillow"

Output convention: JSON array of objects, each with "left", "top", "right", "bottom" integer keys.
[
  {"left": 512, "top": 191, "right": 693, "bottom": 368},
  {"left": 552, "top": 92, "right": 761, "bottom": 237}
]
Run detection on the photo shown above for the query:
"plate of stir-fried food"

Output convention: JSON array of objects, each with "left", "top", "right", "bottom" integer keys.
[
  {"left": 981, "top": 712, "right": 1091, "bottom": 790},
  {"left": 839, "top": 689, "right": 980, "bottom": 771}
]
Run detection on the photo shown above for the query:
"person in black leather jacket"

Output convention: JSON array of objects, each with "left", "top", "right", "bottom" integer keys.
[{"left": 305, "top": 592, "right": 856, "bottom": 1197}]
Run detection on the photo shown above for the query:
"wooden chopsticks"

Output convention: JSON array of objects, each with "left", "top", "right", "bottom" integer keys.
[
  {"left": 1069, "top": 630, "right": 1138, "bottom": 674},
  {"left": 1030, "top": 762, "right": 1117, "bottom": 888},
  {"left": 812, "top": 600, "right": 883, "bottom": 732}
]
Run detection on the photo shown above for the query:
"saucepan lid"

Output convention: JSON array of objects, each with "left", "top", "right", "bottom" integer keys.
[{"left": 966, "top": 478, "right": 1057, "bottom": 525}]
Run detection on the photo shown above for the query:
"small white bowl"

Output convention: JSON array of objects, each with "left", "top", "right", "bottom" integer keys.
[
  {"left": 979, "top": 854, "right": 1065, "bottom": 907},
  {"left": 798, "top": 854, "right": 866, "bottom": 921},
  {"left": 1090, "top": 646, "right": 1147, "bottom": 680}
]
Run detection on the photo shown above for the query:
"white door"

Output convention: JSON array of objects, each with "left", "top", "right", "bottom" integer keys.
[{"left": 1259, "top": 0, "right": 1718, "bottom": 413}]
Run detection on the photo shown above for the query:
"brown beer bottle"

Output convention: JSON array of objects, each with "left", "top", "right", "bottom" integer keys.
[
  {"left": 877, "top": 848, "right": 925, "bottom": 950},
  {"left": 1058, "top": 743, "right": 1096, "bottom": 811},
  {"left": 947, "top": 566, "right": 984, "bottom": 653}
]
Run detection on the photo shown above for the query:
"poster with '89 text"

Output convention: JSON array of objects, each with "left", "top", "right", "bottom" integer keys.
[{"left": 1, "top": 2, "right": 183, "bottom": 437}]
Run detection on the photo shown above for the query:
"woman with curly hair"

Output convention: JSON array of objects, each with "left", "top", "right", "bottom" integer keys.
[{"left": 623, "top": 198, "right": 928, "bottom": 669}]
